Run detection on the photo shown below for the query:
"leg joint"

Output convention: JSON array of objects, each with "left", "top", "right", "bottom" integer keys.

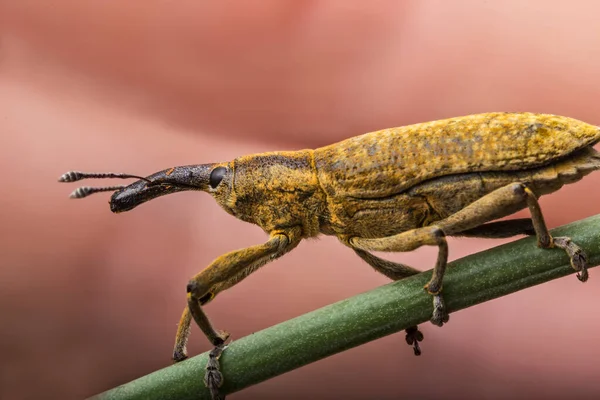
[
  {"left": 431, "top": 226, "right": 445, "bottom": 238},
  {"left": 511, "top": 182, "right": 527, "bottom": 197},
  {"left": 430, "top": 226, "right": 447, "bottom": 246},
  {"left": 186, "top": 280, "right": 198, "bottom": 294}
]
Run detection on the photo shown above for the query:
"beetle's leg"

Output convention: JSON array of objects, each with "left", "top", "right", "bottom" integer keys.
[
  {"left": 173, "top": 306, "right": 193, "bottom": 362},
  {"left": 453, "top": 218, "right": 535, "bottom": 238},
  {"left": 351, "top": 183, "right": 589, "bottom": 327},
  {"left": 444, "top": 185, "right": 587, "bottom": 282},
  {"left": 456, "top": 215, "right": 586, "bottom": 280},
  {"left": 172, "top": 294, "right": 229, "bottom": 399},
  {"left": 352, "top": 248, "right": 421, "bottom": 280},
  {"left": 181, "top": 228, "right": 302, "bottom": 399},
  {"left": 350, "top": 225, "right": 450, "bottom": 326},
  {"left": 352, "top": 248, "right": 424, "bottom": 355},
  {"left": 521, "top": 187, "right": 588, "bottom": 282},
  {"left": 205, "top": 343, "right": 227, "bottom": 400}
]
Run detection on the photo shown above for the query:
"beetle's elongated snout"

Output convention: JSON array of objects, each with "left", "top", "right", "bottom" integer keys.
[{"left": 110, "top": 164, "right": 214, "bottom": 213}]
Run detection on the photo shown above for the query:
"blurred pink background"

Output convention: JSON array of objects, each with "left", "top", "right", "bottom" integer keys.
[{"left": 1, "top": 1, "right": 600, "bottom": 399}]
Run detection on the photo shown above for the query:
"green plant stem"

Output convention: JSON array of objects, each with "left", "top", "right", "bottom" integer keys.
[{"left": 95, "top": 215, "right": 600, "bottom": 400}]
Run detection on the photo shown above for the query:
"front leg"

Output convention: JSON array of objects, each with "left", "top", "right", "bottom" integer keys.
[{"left": 174, "top": 227, "right": 302, "bottom": 400}]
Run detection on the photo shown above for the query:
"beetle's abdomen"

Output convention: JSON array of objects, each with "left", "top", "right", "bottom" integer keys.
[{"left": 314, "top": 112, "right": 600, "bottom": 199}]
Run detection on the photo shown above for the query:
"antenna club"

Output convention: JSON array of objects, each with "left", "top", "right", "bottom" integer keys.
[
  {"left": 58, "top": 171, "right": 151, "bottom": 183},
  {"left": 69, "top": 187, "right": 91, "bottom": 199},
  {"left": 59, "top": 171, "right": 83, "bottom": 182},
  {"left": 68, "top": 185, "right": 126, "bottom": 199}
]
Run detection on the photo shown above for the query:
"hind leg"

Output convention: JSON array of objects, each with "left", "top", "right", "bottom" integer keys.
[
  {"left": 522, "top": 187, "right": 588, "bottom": 281},
  {"left": 351, "top": 183, "right": 589, "bottom": 326}
]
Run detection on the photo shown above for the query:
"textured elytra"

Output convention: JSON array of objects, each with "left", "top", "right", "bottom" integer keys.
[{"left": 313, "top": 112, "right": 600, "bottom": 198}]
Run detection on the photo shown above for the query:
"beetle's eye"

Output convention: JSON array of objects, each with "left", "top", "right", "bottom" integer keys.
[{"left": 209, "top": 167, "right": 227, "bottom": 189}]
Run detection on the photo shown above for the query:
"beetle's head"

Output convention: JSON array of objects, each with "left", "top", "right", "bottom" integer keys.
[{"left": 59, "top": 163, "right": 235, "bottom": 214}]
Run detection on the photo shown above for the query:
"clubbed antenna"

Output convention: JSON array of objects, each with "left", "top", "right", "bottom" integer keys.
[
  {"left": 59, "top": 170, "right": 152, "bottom": 199},
  {"left": 69, "top": 186, "right": 126, "bottom": 199},
  {"left": 58, "top": 171, "right": 151, "bottom": 183}
]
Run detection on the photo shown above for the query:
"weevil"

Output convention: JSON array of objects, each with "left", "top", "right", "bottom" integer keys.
[{"left": 60, "top": 112, "right": 600, "bottom": 399}]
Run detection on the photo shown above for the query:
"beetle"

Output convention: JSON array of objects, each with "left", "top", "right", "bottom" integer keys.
[{"left": 60, "top": 112, "right": 600, "bottom": 399}]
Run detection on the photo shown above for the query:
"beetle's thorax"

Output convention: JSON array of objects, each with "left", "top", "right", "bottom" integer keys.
[{"left": 228, "top": 150, "right": 327, "bottom": 237}]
